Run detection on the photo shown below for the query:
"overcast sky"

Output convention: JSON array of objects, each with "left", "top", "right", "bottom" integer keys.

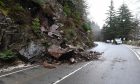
[{"left": 85, "top": 0, "right": 140, "bottom": 28}]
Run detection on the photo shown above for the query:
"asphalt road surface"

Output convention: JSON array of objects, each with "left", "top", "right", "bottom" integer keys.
[{"left": 0, "top": 42, "right": 140, "bottom": 84}]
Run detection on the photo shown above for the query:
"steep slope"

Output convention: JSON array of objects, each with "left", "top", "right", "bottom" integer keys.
[{"left": 0, "top": 0, "right": 94, "bottom": 63}]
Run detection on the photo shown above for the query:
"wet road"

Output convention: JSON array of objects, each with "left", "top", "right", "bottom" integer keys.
[{"left": 0, "top": 42, "right": 140, "bottom": 84}]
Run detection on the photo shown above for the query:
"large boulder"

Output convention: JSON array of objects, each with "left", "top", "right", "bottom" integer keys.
[
  {"left": 19, "top": 41, "right": 46, "bottom": 61},
  {"left": 48, "top": 45, "right": 66, "bottom": 59}
]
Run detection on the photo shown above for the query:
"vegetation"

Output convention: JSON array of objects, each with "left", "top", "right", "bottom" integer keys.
[
  {"left": 82, "top": 22, "right": 92, "bottom": 32},
  {"left": 0, "top": 0, "right": 94, "bottom": 62},
  {"left": 0, "top": 50, "right": 16, "bottom": 61},
  {"left": 102, "top": 0, "right": 138, "bottom": 41},
  {"left": 32, "top": 18, "right": 40, "bottom": 33}
]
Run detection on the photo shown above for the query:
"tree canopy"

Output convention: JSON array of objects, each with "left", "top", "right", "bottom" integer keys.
[{"left": 102, "top": 0, "right": 138, "bottom": 40}]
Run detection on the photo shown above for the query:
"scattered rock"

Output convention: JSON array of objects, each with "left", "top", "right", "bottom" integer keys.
[
  {"left": 94, "top": 51, "right": 104, "bottom": 56},
  {"left": 43, "top": 61, "right": 56, "bottom": 69},
  {"left": 69, "top": 58, "right": 76, "bottom": 64}
]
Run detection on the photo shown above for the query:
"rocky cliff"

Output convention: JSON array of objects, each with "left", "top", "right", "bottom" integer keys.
[{"left": 0, "top": 0, "right": 94, "bottom": 63}]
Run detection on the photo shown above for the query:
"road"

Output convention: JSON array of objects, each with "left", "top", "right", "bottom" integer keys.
[{"left": 0, "top": 42, "right": 140, "bottom": 84}]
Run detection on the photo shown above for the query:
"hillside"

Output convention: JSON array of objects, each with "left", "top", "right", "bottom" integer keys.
[{"left": 0, "top": 0, "right": 94, "bottom": 65}]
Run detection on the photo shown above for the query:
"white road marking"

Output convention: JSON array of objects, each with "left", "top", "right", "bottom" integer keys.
[
  {"left": 53, "top": 61, "right": 92, "bottom": 84},
  {"left": 0, "top": 65, "right": 40, "bottom": 78},
  {"left": 125, "top": 45, "right": 140, "bottom": 61}
]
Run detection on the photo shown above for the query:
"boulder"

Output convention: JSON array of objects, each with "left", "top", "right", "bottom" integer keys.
[
  {"left": 19, "top": 41, "right": 46, "bottom": 61},
  {"left": 48, "top": 24, "right": 61, "bottom": 39},
  {"left": 48, "top": 45, "right": 67, "bottom": 59}
]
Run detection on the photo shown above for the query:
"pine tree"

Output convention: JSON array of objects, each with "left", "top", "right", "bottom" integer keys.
[
  {"left": 117, "top": 4, "right": 133, "bottom": 39},
  {"left": 129, "top": 17, "right": 140, "bottom": 40},
  {"left": 103, "top": 0, "right": 117, "bottom": 40}
]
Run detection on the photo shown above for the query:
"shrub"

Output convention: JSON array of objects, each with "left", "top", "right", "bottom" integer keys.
[
  {"left": 63, "top": 3, "right": 71, "bottom": 16},
  {"left": 82, "top": 23, "right": 91, "bottom": 32},
  {"left": 0, "top": 50, "right": 16, "bottom": 61},
  {"left": 64, "top": 29, "right": 76, "bottom": 41},
  {"left": 0, "top": 1, "right": 4, "bottom": 7},
  {"left": 32, "top": 18, "right": 40, "bottom": 33},
  {"left": 0, "top": 1, "right": 8, "bottom": 15},
  {"left": 32, "top": 0, "right": 46, "bottom": 6}
]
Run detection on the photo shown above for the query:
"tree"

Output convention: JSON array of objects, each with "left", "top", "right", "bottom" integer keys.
[
  {"left": 117, "top": 4, "right": 133, "bottom": 39},
  {"left": 129, "top": 17, "right": 140, "bottom": 40},
  {"left": 102, "top": 1, "right": 138, "bottom": 41},
  {"left": 102, "top": 0, "right": 117, "bottom": 40}
]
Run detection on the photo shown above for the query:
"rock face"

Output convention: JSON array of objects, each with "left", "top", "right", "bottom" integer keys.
[
  {"left": 19, "top": 41, "right": 45, "bottom": 60},
  {"left": 0, "top": 11, "right": 21, "bottom": 50},
  {"left": 0, "top": 0, "right": 95, "bottom": 65}
]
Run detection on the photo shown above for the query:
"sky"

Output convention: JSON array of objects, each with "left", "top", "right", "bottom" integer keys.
[{"left": 85, "top": 0, "right": 140, "bottom": 28}]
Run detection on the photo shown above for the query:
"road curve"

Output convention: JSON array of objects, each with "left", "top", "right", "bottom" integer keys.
[{"left": 0, "top": 42, "right": 140, "bottom": 84}]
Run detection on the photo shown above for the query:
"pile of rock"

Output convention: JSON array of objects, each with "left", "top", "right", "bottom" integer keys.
[{"left": 18, "top": 41, "right": 102, "bottom": 67}]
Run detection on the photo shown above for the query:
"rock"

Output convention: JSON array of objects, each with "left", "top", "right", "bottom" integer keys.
[
  {"left": 73, "top": 50, "right": 102, "bottom": 62},
  {"left": 19, "top": 41, "right": 46, "bottom": 61},
  {"left": 69, "top": 58, "right": 75, "bottom": 64},
  {"left": 0, "top": 11, "right": 5, "bottom": 21},
  {"left": 0, "top": 12, "right": 20, "bottom": 50},
  {"left": 77, "top": 47, "right": 84, "bottom": 52},
  {"left": 56, "top": 23, "right": 64, "bottom": 27},
  {"left": 68, "top": 45, "right": 77, "bottom": 49},
  {"left": 48, "top": 24, "right": 61, "bottom": 39},
  {"left": 48, "top": 45, "right": 67, "bottom": 59},
  {"left": 94, "top": 51, "right": 104, "bottom": 56},
  {"left": 43, "top": 61, "right": 56, "bottom": 69},
  {"left": 41, "top": 26, "right": 47, "bottom": 33},
  {"left": 59, "top": 50, "right": 75, "bottom": 61}
]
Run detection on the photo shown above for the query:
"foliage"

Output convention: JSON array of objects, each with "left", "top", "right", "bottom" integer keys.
[
  {"left": 31, "top": 0, "right": 46, "bottom": 5},
  {"left": 102, "top": 0, "right": 117, "bottom": 40},
  {"left": 117, "top": 4, "right": 133, "bottom": 39},
  {"left": 82, "top": 22, "right": 91, "bottom": 32},
  {"left": 0, "top": 1, "right": 4, "bottom": 7},
  {"left": 0, "top": 50, "right": 16, "bottom": 60},
  {"left": 0, "top": 0, "right": 8, "bottom": 15},
  {"left": 65, "top": 29, "right": 76, "bottom": 40},
  {"left": 102, "top": 1, "right": 137, "bottom": 40},
  {"left": 63, "top": 3, "right": 72, "bottom": 16},
  {"left": 61, "top": 0, "right": 86, "bottom": 24},
  {"left": 127, "top": 40, "right": 140, "bottom": 46},
  {"left": 128, "top": 18, "right": 140, "bottom": 40},
  {"left": 32, "top": 18, "right": 40, "bottom": 33}
]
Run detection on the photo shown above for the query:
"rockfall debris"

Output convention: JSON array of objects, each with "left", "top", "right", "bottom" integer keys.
[{"left": 18, "top": 41, "right": 102, "bottom": 68}]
